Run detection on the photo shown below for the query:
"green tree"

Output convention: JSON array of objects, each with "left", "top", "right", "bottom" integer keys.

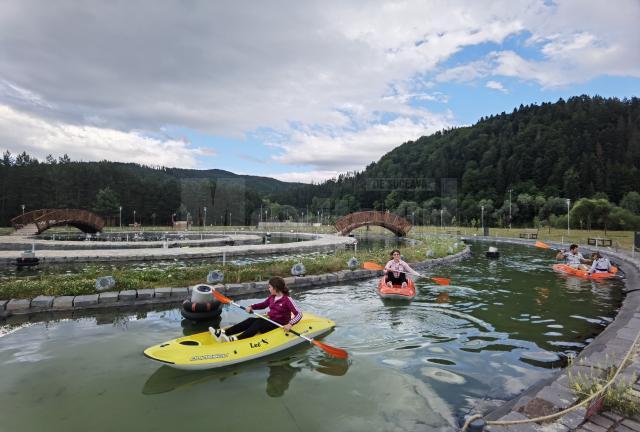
[
  {"left": 620, "top": 191, "right": 640, "bottom": 215},
  {"left": 93, "top": 187, "right": 120, "bottom": 216}
]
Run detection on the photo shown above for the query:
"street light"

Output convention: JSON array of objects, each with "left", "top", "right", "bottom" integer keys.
[
  {"left": 229, "top": 212, "right": 232, "bottom": 226},
  {"left": 412, "top": 211, "right": 415, "bottom": 226},
  {"left": 566, "top": 199, "right": 571, "bottom": 235},
  {"left": 481, "top": 205, "right": 485, "bottom": 233},
  {"left": 203, "top": 207, "right": 207, "bottom": 228},
  {"left": 133, "top": 210, "right": 136, "bottom": 226},
  {"left": 509, "top": 189, "right": 512, "bottom": 230},
  {"left": 440, "top": 209, "right": 444, "bottom": 229},
  {"left": 119, "top": 206, "right": 122, "bottom": 229},
  {"left": 21, "top": 204, "right": 25, "bottom": 217}
]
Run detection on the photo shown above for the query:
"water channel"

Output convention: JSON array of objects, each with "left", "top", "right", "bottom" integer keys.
[{"left": 0, "top": 242, "right": 625, "bottom": 431}]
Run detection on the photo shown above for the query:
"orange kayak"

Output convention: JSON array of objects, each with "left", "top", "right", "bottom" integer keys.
[
  {"left": 552, "top": 263, "right": 619, "bottom": 279},
  {"left": 377, "top": 277, "right": 416, "bottom": 300}
]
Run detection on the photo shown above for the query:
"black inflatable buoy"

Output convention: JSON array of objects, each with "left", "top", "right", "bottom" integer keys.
[
  {"left": 180, "top": 284, "right": 223, "bottom": 322},
  {"left": 180, "top": 299, "right": 222, "bottom": 322},
  {"left": 485, "top": 246, "right": 500, "bottom": 259}
]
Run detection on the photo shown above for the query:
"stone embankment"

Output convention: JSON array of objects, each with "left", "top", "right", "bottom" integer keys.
[{"left": 0, "top": 246, "right": 471, "bottom": 319}]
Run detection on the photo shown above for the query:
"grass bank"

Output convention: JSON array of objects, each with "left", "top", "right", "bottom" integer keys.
[{"left": 0, "top": 236, "right": 462, "bottom": 299}]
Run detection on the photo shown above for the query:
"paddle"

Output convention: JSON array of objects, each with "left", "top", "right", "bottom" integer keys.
[
  {"left": 362, "top": 261, "right": 451, "bottom": 286},
  {"left": 534, "top": 241, "right": 551, "bottom": 249},
  {"left": 212, "top": 290, "right": 349, "bottom": 359}
]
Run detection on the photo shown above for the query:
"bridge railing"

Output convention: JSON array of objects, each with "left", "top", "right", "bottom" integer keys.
[
  {"left": 10, "top": 209, "right": 105, "bottom": 233},
  {"left": 334, "top": 211, "right": 412, "bottom": 236},
  {"left": 10, "top": 209, "right": 56, "bottom": 228},
  {"left": 33, "top": 209, "right": 105, "bottom": 234}
]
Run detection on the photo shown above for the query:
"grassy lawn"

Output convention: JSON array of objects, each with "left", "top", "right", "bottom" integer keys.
[{"left": 409, "top": 226, "right": 637, "bottom": 252}]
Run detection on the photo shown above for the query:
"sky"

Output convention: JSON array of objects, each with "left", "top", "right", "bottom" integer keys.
[{"left": 0, "top": 0, "right": 639, "bottom": 183}]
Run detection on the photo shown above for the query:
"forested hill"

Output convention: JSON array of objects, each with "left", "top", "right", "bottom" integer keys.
[
  {"left": 0, "top": 159, "right": 300, "bottom": 226},
  {"left": 274, "top": 95, "right": 640, "bottom": 227},
  {"left": 165, "top": 167, "right": 301, "bottom": 195}
]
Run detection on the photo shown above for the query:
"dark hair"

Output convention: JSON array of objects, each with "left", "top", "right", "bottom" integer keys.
[
  {"left": 268, "top": 276, "right": 289, "bottom": 295},
  {"left": 390, "top": 249, "right": 401, "bottom": 257},
  {"left": 592, "top": 251, "right": 602, "bottom": 259},
  {"left": 570, "top": 244, "right": 579, "bottom": 251}
]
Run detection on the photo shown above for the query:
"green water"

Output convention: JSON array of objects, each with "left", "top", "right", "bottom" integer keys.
[{"left": 0, "top": 242, "right": 624, "bottom": 431}]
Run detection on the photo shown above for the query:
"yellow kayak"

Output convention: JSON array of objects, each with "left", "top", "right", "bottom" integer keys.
[{"left": 144, "top": 312, "right": 335, "bottom": 370}]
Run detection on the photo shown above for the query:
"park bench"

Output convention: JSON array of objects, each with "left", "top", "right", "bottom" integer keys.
[
  {"left": 587, "top": 237, "right": 612, "bottom": 247},
  {"left": 519, "top": 229, "right": 538, "bottom": 239},
  {"left": 446, "top": 229, "right": 462, "bottom": 235}
]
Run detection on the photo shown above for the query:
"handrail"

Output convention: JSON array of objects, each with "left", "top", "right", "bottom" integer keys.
[
  {"left": 334, "top": 211, "right": 412, "bottom": 236},
  {"left": 10, "top": 209, "right": 105, "bottom": 234}
]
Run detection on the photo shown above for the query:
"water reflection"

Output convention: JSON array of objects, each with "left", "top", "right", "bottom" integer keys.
[
  {"left": 266, "top": 363, "right": 299, "bottom": 397},
  {"left": 180, "top": 318, "right": 221, "bottom": 336},
  {"left": 142, "top": 355, "right": 349, "bottom": 397}
]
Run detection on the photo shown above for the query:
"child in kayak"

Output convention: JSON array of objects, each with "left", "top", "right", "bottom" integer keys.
[
  {"left": 587, "top": 252, "right": 612, "bottom": 275},
  {"left": 384, "top": 249, "right": 420, "bottom": 288},
  {"left": 210, "top": 276, "right": 302, "bottom": 342},
  {"left": 555, "top": 244, "right": 590, "bottom": 270}
]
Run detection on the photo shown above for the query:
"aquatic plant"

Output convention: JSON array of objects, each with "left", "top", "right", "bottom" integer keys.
[{"left": 567, "top": 355, "right": 639, "bottom": 417}]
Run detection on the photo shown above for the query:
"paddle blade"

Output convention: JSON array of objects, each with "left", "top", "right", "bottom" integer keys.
[
  {"left": 431, "top": 277, "right": 450, "bottom": 286},
  {"left": 363, "top": 261, "right": 384, "bottom": 271},
  {"left": 311, "top": 339, "right": 349, "bottom": 359},
  {"left": 535, "top": 241, "right": 551, "bottom": 249},
  {"left": 212, "top": 289, "right": 232, "bottom": 304}
]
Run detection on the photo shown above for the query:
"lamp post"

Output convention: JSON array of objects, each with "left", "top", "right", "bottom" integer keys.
[
  {"left": 119, "top": 206, "right": 122, "bottom": 229},
  {"left": 566, "top": 199, "right": 571, "bottom": 235},
  {"left": 412, "top": 211, "right": 415, "bottom": 226},
  {"left": 509, "top": 189, "right": 512, "bottom": 230},
  {"left": 21, "top": 204, "right": 25, "bottom": 218},
  {"left": 229, "top": 212, "right": 232, "bottom": 227},
  {"left": 440, "top": 209, "right": 444, "bottom": 229},
  {"left": 481, "top": 205, "right": 485, "bottom": 232},
  {"left": 203, "top": 207, "right": 207, "bottom": 229},
  {"left": 133, "top": 210, "right": 136, "bottom": 226}
]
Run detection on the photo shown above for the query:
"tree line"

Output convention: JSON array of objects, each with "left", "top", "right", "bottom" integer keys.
[
  {"left": 271, "top": 95, "right": 640, "bottom": 230},
  {"left": 0, "top": 156, "right": 286, "bottom": 227}
]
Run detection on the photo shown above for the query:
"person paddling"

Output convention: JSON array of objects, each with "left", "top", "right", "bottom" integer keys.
[
  {"left": 210, "top": 276, "right": 302, "bottom": 342},
  {"left": 384, "top": 249, "right": 420, "bottom": 288},
  {"left": 555, "top": 244, "right": 590, "bottom": 271},
  {"left": 587, "top": 251, "right": 612, "bottom": 275}
]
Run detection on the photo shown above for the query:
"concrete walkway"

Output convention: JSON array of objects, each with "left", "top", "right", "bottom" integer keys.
[{"left": 0, "top": 232, "right": 356, "bottom": 265}]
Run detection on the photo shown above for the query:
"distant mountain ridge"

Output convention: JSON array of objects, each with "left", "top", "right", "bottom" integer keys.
[{"left": 165, "top": 167, "right": 303, "bottom": 194}]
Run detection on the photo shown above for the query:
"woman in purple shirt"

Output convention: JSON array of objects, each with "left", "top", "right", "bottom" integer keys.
[{"left": 211, "top": 276, "right": 302, "bottom": 342}]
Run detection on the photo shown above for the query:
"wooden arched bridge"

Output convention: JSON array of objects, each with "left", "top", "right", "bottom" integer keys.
[
  {"left": 10, "top": 209, "right": 105, "bottom": 235},
  {"left": 334, "top": 211, "right": 412, "bottom": 237}
]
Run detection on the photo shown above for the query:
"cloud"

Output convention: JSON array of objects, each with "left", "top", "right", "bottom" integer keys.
[
  {"left": 436, "top": 0, "right": 640, "bottom": 88},
  {"left": 0, "top": 0, "right": 638, "bottom": 173},
  {"left": 485, "top": 80, "right": 508, "bottom": 93},
  {"left": 0, "top": 105, "right": 204, "bottom": 167},
  {"left": 272, "top": 111, "right": 452, "bottom": 172}
]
